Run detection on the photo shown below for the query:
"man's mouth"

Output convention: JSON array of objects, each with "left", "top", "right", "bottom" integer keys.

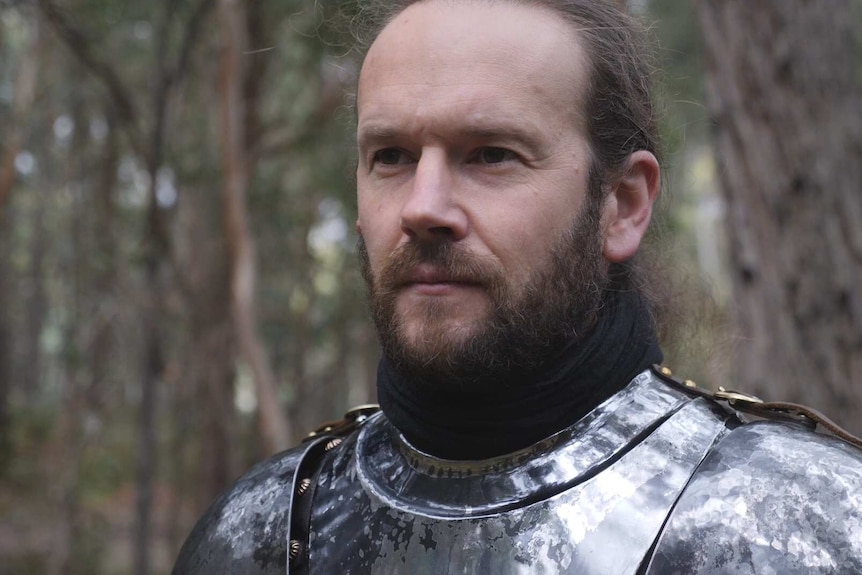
[{"left": 399, "top": 265, "right": 482, "bottom": 292}]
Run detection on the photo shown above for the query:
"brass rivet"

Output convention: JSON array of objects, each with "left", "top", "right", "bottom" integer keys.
[
  {"left": 684, "top": 379, "right": 697, "bottom": 388},
  {"left": 289, "top": 539, "right": 302, "bottom": 560},
  {"left": 660, "top": 366, "right": 672, "bottom": 376},
  {"left": 718, "top": 386, "right": 726, "bottom": 392},
  {"left": 323, "top": 426, "right": 333, "bottom": 432},
  {"left": 297, "top": 477, "right": 312, "bottom": 496},
  {"left": 325, "top": 438, "right": 343, "bottom": 451},
  {"left": 306, "top": 430, "right": 318, "bottom": 439}
]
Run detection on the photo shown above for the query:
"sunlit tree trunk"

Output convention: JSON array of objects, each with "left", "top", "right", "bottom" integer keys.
[
  {"left": 219, "top": 0, "right": 290, "bottom": 453},
  {"left": 699, "top": 0, "right": 862, "bottom": 433}
]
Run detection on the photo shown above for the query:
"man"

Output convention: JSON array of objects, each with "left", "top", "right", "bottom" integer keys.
[{"left": 173, "top": 1, "right": 862, "bottom": 574}]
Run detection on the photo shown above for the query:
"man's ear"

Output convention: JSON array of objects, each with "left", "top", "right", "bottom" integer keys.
[{"left": 601, "top": 150, "right": 660, "bottom": 263}]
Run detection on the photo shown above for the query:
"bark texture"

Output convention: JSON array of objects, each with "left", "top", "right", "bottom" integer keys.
[
  {"left": 698, "top": 0, "right": 862, "bottom": 433},
  {"left": 219, "top": 0, "right": 291, "bottom": 454}
]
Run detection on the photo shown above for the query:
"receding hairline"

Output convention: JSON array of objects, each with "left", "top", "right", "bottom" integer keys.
[
  {"left": 356, "top": 0, "right": 598, "bottom": 71},
  {"left": 355, "top": 0, "right": 595, "bottom": 130}
]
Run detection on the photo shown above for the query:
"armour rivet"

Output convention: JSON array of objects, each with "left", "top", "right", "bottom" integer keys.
[
  {"left": 297, "top": 478, "right": 312, "bottom": 496},
  {"left": 289, "top": 539, "right": 301, "bottom": 560}
]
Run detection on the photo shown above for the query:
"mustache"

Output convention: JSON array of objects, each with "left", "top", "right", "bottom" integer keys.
[{"left": 376, "top": 241, "right": 505, "bottom": 294}]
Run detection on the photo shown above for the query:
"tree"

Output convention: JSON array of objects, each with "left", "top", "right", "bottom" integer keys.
[
  {"left": 0, "top": 1, "right": 367, "bottom": 571},
  {"left": 0, "top": 4, "right": 43, "bottom": 476},
  {"left": 698, "top": 0, "right": 862, "bottom": 433},
  {"left": 218, "top": 0, "right": 290, "bottom": 454}
]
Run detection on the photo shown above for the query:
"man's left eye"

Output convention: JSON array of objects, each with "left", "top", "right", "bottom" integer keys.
[{"left": 474, "top": 147, "right": 516, "bottom": 165}]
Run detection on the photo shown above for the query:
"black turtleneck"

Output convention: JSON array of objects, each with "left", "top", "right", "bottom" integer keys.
[{"left": 376, "top": 289, "right": 663, "bottom": 460}]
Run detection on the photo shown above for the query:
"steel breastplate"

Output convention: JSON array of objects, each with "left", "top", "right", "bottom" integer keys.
[
  {"left": 644, "top": 419, "right": 862, "bottom": 574},
  {"left": 308, "top": 371, "right": 735, "bottom": 574},
  {"left": 172, "top": 368, "right": 862, "bottom": 575}
]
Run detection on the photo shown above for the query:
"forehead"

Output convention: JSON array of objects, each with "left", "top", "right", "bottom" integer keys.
[{"left": 357, "top": 1, "right": 589, "bottom": 134}]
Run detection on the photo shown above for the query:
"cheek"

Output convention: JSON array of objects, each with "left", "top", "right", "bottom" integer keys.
[
  {"left": 472, "top": 210, "right": 541, "bottom": 286},
  {"left": 357, "top": 202, "right": 401, "bottom": 271},
  {"left": 358, "top": 178, "right": 404, "bottom": 225},
  {"left": 485, "top": 197, "right": 577, "bottom": 256}
]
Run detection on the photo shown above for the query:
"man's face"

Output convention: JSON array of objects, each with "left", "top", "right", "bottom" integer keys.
[{"left": 356, "top": 1, "right": 607, "bottom": 385}]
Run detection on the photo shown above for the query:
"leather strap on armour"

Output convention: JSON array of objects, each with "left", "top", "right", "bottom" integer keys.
[
  {"left": 286, "top": 435, "right": 331, "bottom": 575},
  {"left": 287, "top": 405, "right": 381, "bottom": 574},
  {"left": 652, "top": 365, "right": 862, "bottom": 451}
]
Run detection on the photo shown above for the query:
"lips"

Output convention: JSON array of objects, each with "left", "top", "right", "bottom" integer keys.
[
  {"left": 402, "top": 265, "right": 466, "bottom": 284},
  {"left": 399, "top": 265, "right": 481, "bottom": 292}
]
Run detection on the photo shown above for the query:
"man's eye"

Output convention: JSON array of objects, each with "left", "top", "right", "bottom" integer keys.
[
  {"left": 474, "top": 147, "right": 516, "bottom": 165},
  {"left": 373, "top": 148, "right": 408, "bottom": 166}
]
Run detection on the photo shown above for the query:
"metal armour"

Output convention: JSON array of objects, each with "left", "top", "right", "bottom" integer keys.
[{"left": 172, "top": 369, "right": 862, "bottom": 575}]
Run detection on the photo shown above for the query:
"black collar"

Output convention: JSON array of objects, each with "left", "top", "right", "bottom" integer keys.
[{"left": 376, "top": 289, "right": 663, "bottom": 460}]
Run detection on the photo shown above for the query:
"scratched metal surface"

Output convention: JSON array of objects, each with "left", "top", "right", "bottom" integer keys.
[
  {"left": 308, "top": 372, "right": 735, "bottom": 574},
  {"left": 172, "top": 445, "right": 306, "bottom": 575},
  {"left": 645, "top": 420, "right": 862, "bottom": 575},
  {"left": 172, "top": 369, "right": 862, "bottom": 575}
]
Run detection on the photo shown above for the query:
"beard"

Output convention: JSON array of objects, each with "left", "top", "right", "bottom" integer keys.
[{"left": 359, "top": 196, "right": 608, "bottom": 391}]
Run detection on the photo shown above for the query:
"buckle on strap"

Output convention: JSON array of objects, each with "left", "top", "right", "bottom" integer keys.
[
  {"left": 305, "top": 404, "right": 381, "bottom": 441},
  {"left": 652, "top": 364, "right": 862, "bottom": 451},
  {"left": 713, "top": 387, "right": 764, "bottom": 408}
]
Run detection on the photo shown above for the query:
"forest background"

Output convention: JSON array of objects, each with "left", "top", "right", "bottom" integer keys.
[{"left": 1, "top": 0, "right": 861, "bottom": 574}]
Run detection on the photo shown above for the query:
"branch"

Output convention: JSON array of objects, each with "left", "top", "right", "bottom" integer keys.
[
  {"left": 36, "top": 0, "right": 142, "bottom": 154},
  {"left": 167, "top": 0, "right": 216, "bottom": 89},
  {"left": 252, "top": 105, "right": 342, "bottom": 163},
  {"left": 254, "top": 121, "right": 320, "bottom": 161}
]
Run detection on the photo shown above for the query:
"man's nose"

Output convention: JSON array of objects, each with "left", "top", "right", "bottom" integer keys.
[{"left": 399, "top": 150, "right": 468, "bottom": 242}]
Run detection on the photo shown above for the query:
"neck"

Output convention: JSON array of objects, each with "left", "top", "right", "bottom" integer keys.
[{"left": 376, "top": 289, "right": 663, "bottom": 460}]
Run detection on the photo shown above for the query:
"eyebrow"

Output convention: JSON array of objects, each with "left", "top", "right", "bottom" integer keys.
[
  {"left": 356, "top": 120, "right": 547, "bottom": 153},
  {"left": 356, "top": 123, "right": 401, "bottom": 149},
  {"left": 458, "top": 124, "right": 546, "bottom": 152}
]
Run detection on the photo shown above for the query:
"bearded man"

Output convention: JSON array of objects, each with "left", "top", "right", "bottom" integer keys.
[{"left": 173, "top": 1, "right": 862, "bottom": 574}]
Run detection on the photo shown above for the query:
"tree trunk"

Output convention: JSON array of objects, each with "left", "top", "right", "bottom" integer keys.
[
  {"left": 89, "top": 112, "right": 119, "bottom": 401},
  {"left": 134, "top": 5, "right": 173, "bottom": 572},
  {"left": 23, "top": 195, "right": 47, "bottom": 404},
  {"left": 0, "top": 204, "right": 9, "bottom": 477},
  {"left": 47, "top": 95, "right": 93, "bottom": 575},
  {"left": 218, "top": 0, "right": 290, "bottom": 454},
  {"left": 0, "top": 10, "right": 43, "bottom": 475},
  {"left": 698, "top": 0, "right": 862, "bottom": 433}
]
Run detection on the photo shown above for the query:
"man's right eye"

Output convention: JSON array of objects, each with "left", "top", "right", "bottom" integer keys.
[{"left": 373, "top": 148, "right": 409, "bottom": 166}]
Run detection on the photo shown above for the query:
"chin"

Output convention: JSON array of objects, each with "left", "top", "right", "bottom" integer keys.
[
  {"left": 398, "top": 298, "right": 487, "bottom": 334},
  {"left": 403, "top": 320, "right": 479, "bottom": 350},
  {"left": 398, "top": 317, "right": 483, "bottom": 358}
]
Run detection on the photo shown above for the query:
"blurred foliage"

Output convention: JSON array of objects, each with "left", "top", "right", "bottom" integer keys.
[{"left": 650, "top": 0, "right": 707, "bottom": 157}]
